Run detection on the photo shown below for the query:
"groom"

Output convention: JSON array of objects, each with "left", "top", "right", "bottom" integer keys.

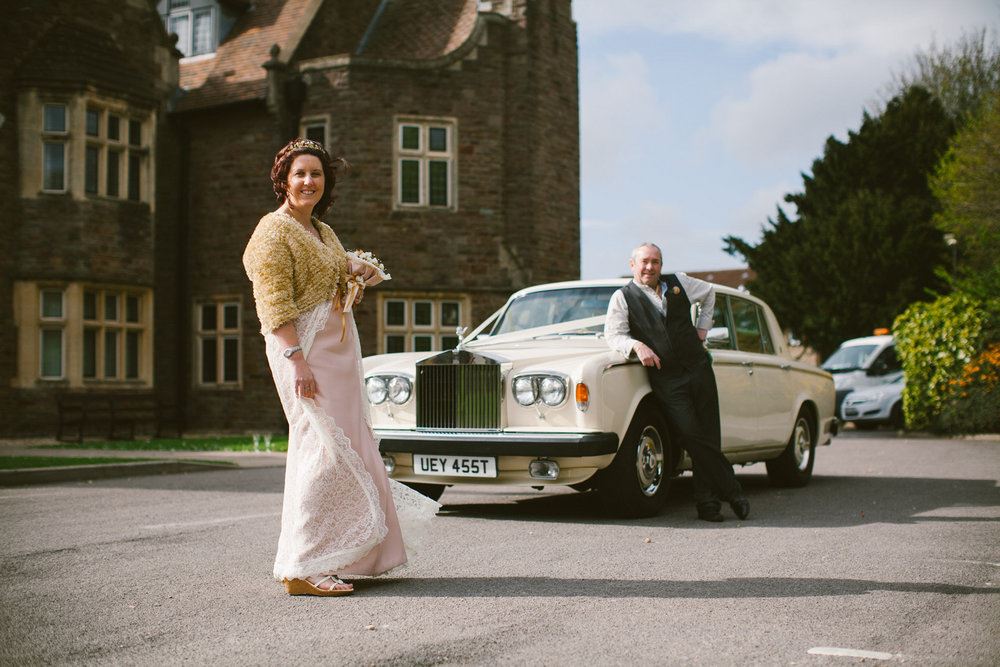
[{"left": 604, "top": 242, "right": 750, "bottom": 522}]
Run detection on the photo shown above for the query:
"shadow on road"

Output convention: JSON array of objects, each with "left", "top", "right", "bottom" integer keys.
[
  {"left": 438, "top": 473, "right": 1000, "bottom": 529},
  {"left": 354, "top": 575, "right": 999, "bottom": 599}
]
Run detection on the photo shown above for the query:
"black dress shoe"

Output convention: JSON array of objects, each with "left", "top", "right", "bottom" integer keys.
[
  {"left": 730, "top": 497, "right": 750, "bottom": 520},
  {"left": 697, "top": 507, "right": 724, "bottom": 522}
]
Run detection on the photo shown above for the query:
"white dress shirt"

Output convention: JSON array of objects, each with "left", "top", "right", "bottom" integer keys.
[{"left": 604, "top": 274, "right": 716, "bottom": 358}]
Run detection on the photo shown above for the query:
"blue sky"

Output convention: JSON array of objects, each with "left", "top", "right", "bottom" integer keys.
[{"left": 573, "top": 0, "right": 999, "bottom": 278}]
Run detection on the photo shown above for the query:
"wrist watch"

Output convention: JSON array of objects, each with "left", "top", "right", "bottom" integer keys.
[{"left": 282, "top": 345, "right": 302, "bottom": 359}]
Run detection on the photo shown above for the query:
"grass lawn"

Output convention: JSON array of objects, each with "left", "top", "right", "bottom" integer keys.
[
  {"left": 40, "top": 435, "right": 288, "bottom": 452},
  {"left": 0, "top": 456, "right": 157, "bottom": 470}
]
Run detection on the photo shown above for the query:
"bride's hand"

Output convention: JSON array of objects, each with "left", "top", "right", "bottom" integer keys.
[
  {"left": 292, "top": 358, "right": 318, "bottom": 399},
  {"left": 348, "top": 259, "right": 383, "bottom": 286}
]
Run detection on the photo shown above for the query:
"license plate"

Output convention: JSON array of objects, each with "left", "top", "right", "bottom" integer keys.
[{"left": 412, "top": 454, "right": 497, "bottom": 478}]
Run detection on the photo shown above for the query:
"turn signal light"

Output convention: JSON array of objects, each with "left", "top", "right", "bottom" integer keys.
[{"left": 575, "top": 382, "right": 590, "bottom": 412}]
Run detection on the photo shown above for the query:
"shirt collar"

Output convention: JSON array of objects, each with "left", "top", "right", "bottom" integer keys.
[{"left": 631, "top": 278, "right": 663, "bottom": 298}]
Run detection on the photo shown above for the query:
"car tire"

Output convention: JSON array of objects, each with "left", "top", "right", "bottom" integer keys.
[
  {"left": 403, "top": 482, "right": 446, "bottom": 502},
  {"left": 766, "top": 408, "right": 815, "bottom": 488},
  {"left": 598, "top": 404, "right": 672, "bottom": 518}
]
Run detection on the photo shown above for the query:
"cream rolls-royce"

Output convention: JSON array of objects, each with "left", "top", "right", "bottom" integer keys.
[{"left": 363, "top": 279, "right": 838, "bottom": 517}]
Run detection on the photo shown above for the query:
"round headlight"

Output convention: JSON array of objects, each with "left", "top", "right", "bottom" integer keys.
[
  {"left": 365, "top": 376, "right": 387, "bottom": 404},
  {"left": 387, "top": 376, "right": 412, "bottom": 404},
  {"left": 539, "top": 376, "right": 567, "bottom": 406},
  {"left": 513, "top": 376, "right": 537, "bottom": 406}
]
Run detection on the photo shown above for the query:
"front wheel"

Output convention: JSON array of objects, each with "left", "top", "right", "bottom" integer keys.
[
  {"left": 598, "top": 405, "right": 672, "bottom": 518},
  {"left": 766, "top": 409, "right": 815, "bottom": 487}
]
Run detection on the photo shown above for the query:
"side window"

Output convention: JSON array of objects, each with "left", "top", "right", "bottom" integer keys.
[
  {"left": 730, "top": 297, "right": 764, "bottom": 353},
  {"left": 869, "top": 345, "right": 901, "bottom": 376},
  {"left": 705, "top": 295, "right": 734, "bottom": 350},
  {"left": 757, "top": 305, "right": 774, "bottom": 354}
]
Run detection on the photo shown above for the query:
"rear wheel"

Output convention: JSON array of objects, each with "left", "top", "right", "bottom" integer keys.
[
  {"left": 766, "top": 408, "right": 815, "bottom": 487},
  {"left": 403, "top": 482, "right": 446, "bottom": 502},
  {"left": 598, "top": 405, "right": 672, "bottom": 518}
]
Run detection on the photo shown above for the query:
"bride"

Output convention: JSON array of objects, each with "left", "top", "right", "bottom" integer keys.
[{"left": 243, "top": 138, "right": 438, "bottom": 596}]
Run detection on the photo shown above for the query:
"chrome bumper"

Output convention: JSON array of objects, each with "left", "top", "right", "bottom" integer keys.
[{"left": 375, "top": 430, "right": 620, "bottom": 457}]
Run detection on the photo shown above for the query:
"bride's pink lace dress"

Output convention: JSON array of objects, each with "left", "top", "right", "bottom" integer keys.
[{"left": 265, "top": 300, "right": 438, "bottom": 581}]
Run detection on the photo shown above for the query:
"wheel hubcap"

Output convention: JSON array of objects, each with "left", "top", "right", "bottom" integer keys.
[
  {"left": 635, "top": 426, "right": 664, "bottom": 496},
  {"left": 793, "top": 417, "right": 812, "bottom": 471}
]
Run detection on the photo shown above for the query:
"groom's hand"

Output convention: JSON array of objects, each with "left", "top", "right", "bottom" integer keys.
[{"left": 634, "top": 342, "right": 661, "bottom": 369}]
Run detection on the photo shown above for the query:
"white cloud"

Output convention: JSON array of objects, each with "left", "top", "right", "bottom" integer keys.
[
  {"left": 729, "top": 181, "right": 799, "bottom": 245},
  {"left": 580, "top": 51, "right": 663, "bottom": 190}
]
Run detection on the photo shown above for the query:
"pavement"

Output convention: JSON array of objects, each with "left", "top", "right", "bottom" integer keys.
[{"left": 0, "top": 439, "right": 285, "bottom": 486}]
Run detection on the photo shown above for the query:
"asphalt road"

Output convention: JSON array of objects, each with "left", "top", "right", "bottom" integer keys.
[{"left": 2, "top": 432, "right": 998, "bottom": 665}]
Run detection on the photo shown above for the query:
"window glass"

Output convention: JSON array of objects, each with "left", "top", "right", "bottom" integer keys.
[
  {"left": 128, "top": 120, "right": 142, "bottom": 146},
  {"left": 107, "top": 150, "right": 120, "bottom": 196},
  {"left": 192, "top": 8, "right": 213, "bottom": 55},
  {"left": 400, "top": 160, "right": 420, "bottom": 203},
  {"left": 169, "top": 14, "right": 191, "bottom": 56},
  {"left": 201, "top": 303, "right": 216, "bottom": 331},
  {"left": 201, "top": 338, "right": 217, "bottom": 383},
  {"left": 83, "top": 329, "right": 97, "bottom": 378},
  {"left": 386, "top": 300, "right": 405, "bottom": 327},
  {"left": 305, "top": 124, "right": 325, "bottom": 145},
  {"left": 125, "top": 295, "right": 140, "bottom": 323},
  {"left": 386, "top": 335, "right": 405, "bottom": 354},
  {"left": 85, "top": 146, "right": 100, "bottom": 194},
  {"left": 413, "top": 335, "right": 433, "bottom": 352},
  {"left": 223, "top": 303, "right": 239, "bottom": 329},
  {"left": 223, "top": 338, "right": 239, "bottom": 382},
  {"left": 43, "top": 104, "right": 66, "bottom": 132},
  {"left": 441, "top": 335, "right": 459, "bottom": 349},
  {"left": 821, "top": 344, "right": 877, "bottom": 372},
  {"left": 41, "top": 330, "right": 63, "bottom": 378},
  {"left": 107, "top": 115, "right": 120, "bottom": 141},
  {"left": 730, "top": 298, "right": 764, "bottom": 353},
  {"left": 706, "top": 295, "right": 734, "bottom": 350},
  {"left": 441, "top": 302, "right": 460, "bottom": 327},
  {"left": 125, "top": 331, "right": 140, "bottom": 379},
  {"left": 127, "top": 154, "right": 141, "bottom": 201},
  {"left": 428, "top": 127, "right": 447, "bottom": 151},
  {"left": 491, "top": 286, "right": 619, "bottom": 336},
  {"left": 86, "top": 109, "right": 100, "bottom": 136},
  {"left": 401, "top": 126, "right": 419, "bottom": 150},
  {"left": 104, "top": 330, "right": 119, "bottom": 378},
  {"left": 413, "top": 301, "right": 433, "bottom": 327},
  {"left": 757, "top": 306, "right": 774, "bottom": 354},
  {"left": 104, "top": 294, "right": 119, "bottom": 321},
  {"left": 43, "top": 143, "right": 65, "bottom": 190},
  {"left": 428, "top": 161, "right": 448, "bottom": 206},
  {"left": 41, "top": 290, "right": 63, "bottom": 318},
  {"left": 83, "top": 291, "right": 97, "bottom": 320}
]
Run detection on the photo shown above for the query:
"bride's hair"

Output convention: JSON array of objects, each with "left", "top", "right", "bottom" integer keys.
[{"left": 271, "top": 139, "right": 351, "bottom": 219}]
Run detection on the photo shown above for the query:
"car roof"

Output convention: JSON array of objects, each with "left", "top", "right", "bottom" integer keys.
[
  {"left": 837, "top": 335, "right": 894, "bottom": 347},
  {"left": 509, "top": 278, "right": 756, "bottom": 300}
]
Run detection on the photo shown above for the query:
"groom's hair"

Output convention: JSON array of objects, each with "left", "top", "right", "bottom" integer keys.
[{"left": 631, "top": 242, "right": 662, "bottom": 261}]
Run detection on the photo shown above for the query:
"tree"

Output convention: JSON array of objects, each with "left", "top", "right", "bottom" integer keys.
[
  {"left": 883, "top": 28, "right": 1000, "bottom": 124},
  {"left": 724, "top": 87, "right": 954, "bottom": 358}
]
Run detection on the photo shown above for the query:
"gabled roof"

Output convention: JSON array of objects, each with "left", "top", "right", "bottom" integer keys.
[
  {"left": 358, "top": 0, "right": 478, "bottom": 61},
  {"left": 15, "top": 20, "right": 158, "bottom": 105},
  {"left": 176, "top": 0, "right": 322, "bottom": 112},
  {"left": 686, "top": 268, "right": 756, "bottom": 290},
  {"left": 176, "top": 0, "right": 484, "bottom": 112}
]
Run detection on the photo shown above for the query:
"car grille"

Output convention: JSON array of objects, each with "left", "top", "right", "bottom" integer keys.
[{"left": 416, "top": 364, "right": 501, "bottom": 430}]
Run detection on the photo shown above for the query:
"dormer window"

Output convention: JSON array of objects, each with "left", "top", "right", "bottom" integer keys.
[{"left": 164, "top": 0, "right": 216, "bottom": 57}]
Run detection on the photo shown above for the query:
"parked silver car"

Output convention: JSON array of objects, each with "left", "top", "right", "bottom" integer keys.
[
  {"left": 841, "top": 374, "right": 905, "bottom": 429},
  {"left": 364, "top": 279, "right": 838, "bottom": 517}
]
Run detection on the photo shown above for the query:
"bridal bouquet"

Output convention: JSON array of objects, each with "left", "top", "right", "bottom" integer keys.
[{"left": 343, "top": 249, "right": 391, "bottom": 314}]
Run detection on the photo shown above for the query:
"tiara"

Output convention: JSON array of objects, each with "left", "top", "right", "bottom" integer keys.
[{"left": 289, "top": 138, "right": 325, "bottom": 151}]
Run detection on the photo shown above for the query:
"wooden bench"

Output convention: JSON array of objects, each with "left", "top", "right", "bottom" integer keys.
[{"left": 56, "top": 393, "right": 175, "bottom": 442}]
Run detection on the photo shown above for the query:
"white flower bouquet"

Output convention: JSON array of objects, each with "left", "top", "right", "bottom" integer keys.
[{"left": 343, "top": 249, "right": 391, "bottom": 314}]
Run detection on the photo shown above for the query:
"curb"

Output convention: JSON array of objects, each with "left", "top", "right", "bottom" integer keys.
[{"left": 0, "top": 460, "right": 237, "bottom": 487}]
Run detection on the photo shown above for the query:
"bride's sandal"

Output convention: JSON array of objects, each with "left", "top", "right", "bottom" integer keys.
[{"left": 282, "top": 575, "right": 354, "bottom": 597}]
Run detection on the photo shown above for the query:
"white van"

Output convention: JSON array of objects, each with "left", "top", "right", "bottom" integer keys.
[{"left": 821, "top": 334, "right": 902, "bottom": 420}]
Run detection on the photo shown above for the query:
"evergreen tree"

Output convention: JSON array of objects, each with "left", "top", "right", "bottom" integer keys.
[{"left": 724, "top": 87, "right": 954, "bottom": 358}]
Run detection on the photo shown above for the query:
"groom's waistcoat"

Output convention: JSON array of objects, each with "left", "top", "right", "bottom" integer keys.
[{"left": 621, "top": 275, "right": 708, "bottom": 374}]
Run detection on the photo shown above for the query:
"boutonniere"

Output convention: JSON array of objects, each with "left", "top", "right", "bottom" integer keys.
[{"left": 672, "top": 286, "right": 681, "bottom": 295}]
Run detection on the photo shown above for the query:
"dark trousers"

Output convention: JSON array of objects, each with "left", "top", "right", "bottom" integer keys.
[{"left": 647, "top": 359, "right": 743, "bottom": 509}]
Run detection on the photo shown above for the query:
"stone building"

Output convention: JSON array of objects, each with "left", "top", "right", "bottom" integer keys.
[{"left": 1, "top": 0, "right": 580, "bottom": 437}]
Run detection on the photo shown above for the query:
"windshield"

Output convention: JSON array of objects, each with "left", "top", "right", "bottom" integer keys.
[
  {"left": 822, "top": 344, "right": 877, "bottom": 372},
  {"left": 489, "top": 286, "right": 619, "bottom": 336}
]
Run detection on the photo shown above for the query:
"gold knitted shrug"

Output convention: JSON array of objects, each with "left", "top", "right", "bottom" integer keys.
[{"left": 242, "top": 211, "right": 349, "bottom": 334}]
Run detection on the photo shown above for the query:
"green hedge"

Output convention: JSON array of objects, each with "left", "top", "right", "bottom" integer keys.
[{"left": 893, "top": 293, "right": 986, "bottom": 431}]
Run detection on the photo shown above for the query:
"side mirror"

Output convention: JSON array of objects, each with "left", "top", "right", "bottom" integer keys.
[{"left": 706, "top": 327, "right": 731, "bottom": 349}]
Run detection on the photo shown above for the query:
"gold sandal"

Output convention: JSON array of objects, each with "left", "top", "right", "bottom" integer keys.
[{"left": 282, "top": 575, "right": 354, "bottom": 597}]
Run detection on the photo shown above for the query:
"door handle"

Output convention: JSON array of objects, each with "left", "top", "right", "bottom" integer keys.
[
  {"left": 780, "top": 363, "right": 791, "bottom": 371},
  {"left": 741, "top": 361, "right": 754, "bottom": 376}
]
